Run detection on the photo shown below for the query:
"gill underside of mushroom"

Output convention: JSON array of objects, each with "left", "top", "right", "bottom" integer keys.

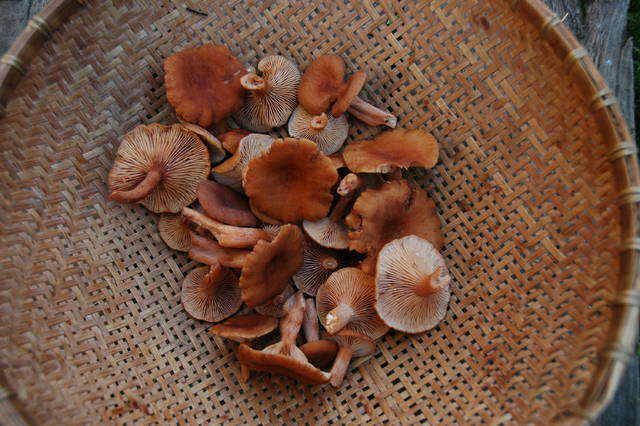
[
  {"left": 303, "top": 299, "right": 320, "bottom": 342},
  {"left": 189, "top": 232, "right": 249, "bottom": 268},
  {"left": 347, "top": 96, "right": 397, "bottom": 128},
  {"left": 329, "top": 345, "right": 353, "bottom": 387},
  {"left": 109, "top": 167, "right": 162, "bottom": 202},
  {"left": 325, "top": 303, "right": 355, "bottom": 334},
  {"left": 182, "top": 207, "right": 270, "bottom": 248}
]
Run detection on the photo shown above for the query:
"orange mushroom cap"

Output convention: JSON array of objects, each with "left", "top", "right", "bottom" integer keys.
[
  {"left": 331, "top": 70, "right": 366, "bottom": 117},
  {"left": 298, "top": 55, "right": 345, "bottom": 115},
  {"left": 158, "top": 213, "right": 192, "bottom": 252},
  {"left": 218, "top": 129, "right": 252, "bottom": 154},
  {"left": 208, "top": 314, "right": 278, "bottom": 342},
  {"left": 164, "top": 44, "right": 245, "bottom": 128},
  {"left": 197, "top": 179, "right": 258, "bottom": 227},
  {"left": 181, "top": 263, "right": 242, "bottom": 322}
]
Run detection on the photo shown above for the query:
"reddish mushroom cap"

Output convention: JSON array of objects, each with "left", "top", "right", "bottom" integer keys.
[
  {"left": 197, "top": 179, "right": 258, "bottom": 227},
  {"left": 208, "top": 314, "right": 278, "bottom": 342},
  {"left": 298, "top": 55, "right": 346, "bottom": 115},
  {"left": 219, "top": 129, "right": 252, "bottom": 154},
  {"left": 331, "top": 70, "right": 366, "bottom": 117}
]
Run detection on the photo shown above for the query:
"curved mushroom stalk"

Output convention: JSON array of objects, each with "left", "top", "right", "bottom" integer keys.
[
  {"left": 347, "top": 96, "right": 397, "bottom": 128},
  {"left": 109, "top": 167, "right": 162, "bottom": 203},
  {"left": 325, "top": 303, "right": 355, "bottom": 335},
  {"left": 280, "top": 291, "right": 305, "bottom": 348},
  {"left": 303, "top": 298, "right": 320, "bottom": 342},
  {"left": 329, "top": 344, "right": 354, "bottom": 388},
  {"left": 182, "top": 207, "right": 270, "bottom": 248},
  {"left": 188, "top": 232, "right": 250, "bottom": 269}
]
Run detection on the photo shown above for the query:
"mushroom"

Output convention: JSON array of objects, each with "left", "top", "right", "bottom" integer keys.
[
  {"left": 239, "top": 224, "right": 304, "bottom": 307},
  {"left": 302, "top": 184, "right": 355, "bottom": 250},
  {"left": 181, "top": 263, "right": 242, "bottom": 322},
  {"left": 197, "top": 179, "right": 258, "bottom": 227},
  {"left": 234, "top": 56, "right": 301, "bottom": 132},
  {"left": 328, "top": 152, "right": 346, "bottom": 170},
  {"left": 188, "top": 232, "right": 250, "bottom": 269},
  {"left": 336, "top": 173, "right": 383, "bottom": 196},
  {"left": 316, "top": 267, "right": 388, "bottom": 340},
  {"left": 211, "top": 133, "right": 274, "bottom": 192},
  {"left": 218, "top": 129, "right": 251, "bottom": 154},
  {"left": 164, "top": 44, "right": 245, "bottom": 128},
  {"left": 375, "top": 235, "right": 451, "bottom": 333},
  {"left": 292, "top": 239, "right": 341, "bottom": 296},
  {"left": 237, "top": 292, "right": 331, "bottom": 384},
  {"left": 303, "top": 298, "right": 320, "bottom": 342},
  {"left": 298, "top": 54, "right": 396, "bottom": 127},
  {"left": 300, "top": 340, "right": 339, "bottom": 369},
  {"left": 254, "top": 283, "right": 294, "bottom": 318},
  {"left": 244, "top": 138, "right": 339, "bottom": 223},
  {"left": 177, "top": 123, "right": 226, "bottom": 164},
  {"left": 249, "top": 199, "right": 283, "bottom": 226},
  {"left": 287, "top": 106, "right": 348, "bottom": 155},
  {"left": 108, "top": 124, "right": 210, "bottom": 213},
  {"left": 182, "top": 207, "right": 270, "bottom": 248},
  {"left": 327, "top": 330, "right": 375, "bottom": 388},
  {"left": 342, "top": 128, "right": 439, "bottom": 173},
  {"left": 208, "top": 314, "right": 278, "bottom": 342},
  {"left": 158, "top": 213, "right": 191, "bottom": 252}
]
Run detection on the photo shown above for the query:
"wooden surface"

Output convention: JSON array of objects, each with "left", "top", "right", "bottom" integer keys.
[{"left": 0, "top": 0, "right": 637, "bottom": 424}]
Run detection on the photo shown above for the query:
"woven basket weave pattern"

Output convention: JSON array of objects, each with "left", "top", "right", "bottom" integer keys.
[{"left": 0, "top": 0, "right": 636, "bottom": 424}]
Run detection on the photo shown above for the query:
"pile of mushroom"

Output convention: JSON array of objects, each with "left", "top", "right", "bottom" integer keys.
[{"left": 106, "top": 44, "right": 452, "bottom": 388}]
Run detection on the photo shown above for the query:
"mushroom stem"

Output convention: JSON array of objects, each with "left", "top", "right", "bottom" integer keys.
[
  {"left": 337, "top": 173, "right": 362, "bottom": 196},
  {"left": 310, "top": 113, "right": 328, "bottom": 131},
  {"left": 109, "top": 167, "right": 162, "bottom": 203},
  {"left": 240, "top": 72, "right": 268, "bottom": 92},
  {"left": 329, "top": 344, "right": 354, "bottom": 387},
  {"left": 280, "top": 292, "right": 306, "bottom": 350},
  {"left": 414, "top": 268, "right": 444, "bottom": 296},
  {"left": 303, "top": 299, "right": 320, "bottom": 342},
  {"left": 347, "top": 96, "right": 397, "bottom": 128},
  {"left": 182, "top": 207, "right": 270, "bottom": 248},
  {"left": 325, "top": 303, "right": 355, "bottom": 334},
  {"left": 189, "top": 232, "right": 250, "bottom": 268},
  {"left": 320, "top": 256, "right": 339, "bottom": 271}
]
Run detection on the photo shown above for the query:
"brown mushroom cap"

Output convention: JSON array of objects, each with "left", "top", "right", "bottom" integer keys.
[
  {"left": 219, "top": 129, "right": 252, "bottom": 154},
  {"left": 177, "top": 123, "right": 226, "bottom": 164},
  {"left": 331, "top": 70, "right": 366, "bottom": 118},
  {"left": 181, "top": 263, "right": 242, "bottom": 322},
  {"left": 244, "top": 138, "right": 339, "bottom": 223},
  {"left": 164, "top": 44, "right": 245, "bottom": 127},
  {"left": 234, "top": 56, "right": 301, "bottom": 132},
  {"left": 249, "top": 199, "right": 284, "bottom": 226},
  {"left": 108, "top": 124, "right": 210, "bottom": 213},
  {"left": 327, "top": 330, "right": 375, "bottom": 387},
  {"left": 298, "top": 54, "right": 346, "bottom": 115},
  {"left": 292, "top": 239, "right": 342, "bottom": 296},
  {"left": 188, "top": 232, "right": 250, "bottom": 269},
  {"left": 316, "top": 267, "right": 388, "bottom": 340},
  {"left": 208, "top": 314, "right": 278, "bottom": 342},
  {"left": 300, "top": 340, "right": 339, "bottom": 369},
  {"left": 343, "top": 128, "right": 439, "bottom": 173},
  {"left": 287, "top": 106, "right": 348, "bottom": 155},
  {"left": 328, "top": 152, "right": 346, "bottom": 170},
  {"left": 254, "top": 283, "right": 294, "bottom": 318},
  {"left": 197, "top": 179, "right": 258, "bottom": 227},
  {"left": 239, "top": 224, "right": 304, "bottom": 307},
  {"left": 375, "top": 235, "right": 451, "bottom": 333},
  {"left": 211, "top": 133, "right": 274, "bottom": 192},
  {"left": 158, "top": 213, "right": 192, "bottom": 252}
]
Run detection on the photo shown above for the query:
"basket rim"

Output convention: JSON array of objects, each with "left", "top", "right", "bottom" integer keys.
[{"left": 0, "top": 0, "right": 637, "bottom": 424}]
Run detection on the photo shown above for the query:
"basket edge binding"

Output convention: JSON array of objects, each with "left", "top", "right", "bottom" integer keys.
[{"left": 0, "top": 0, "right": 637, "bottom": 424}]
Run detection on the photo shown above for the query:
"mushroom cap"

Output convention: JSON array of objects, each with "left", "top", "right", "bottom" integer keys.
[
  {"left": 298, "top": 54, "right": 346, "bottom": 115},
  {"left": 164, "top": 44, "right": 245, "bottom": 127},
  {"left": 249, "top": 200, "right": 284, "bottom": 225},
  {"left": 158, "top": 213, "right": 191, "bottom": 252},
  {"left": 244, "top": 138, "right": 339, "bottom": 222},
  {"left": 316, "top": 268, "right": 389, "bottom": 340},
  {"left": 197, "top": 179, "right": 258, "bottom": 227},
  {"left": 287, "top": 106, "right": 349, "bottom": 155},
  {"left": 328, "top": 152, "right": 346, "bottom": 170},
  {"left": 239, "top": 224, "right": 304, "bottom": 307},
  {"left": 327, "top": 330, "right": 375, "bottom": 358},
  {"left": 219, "top": 129, "right": 252, "bottom": 154},
  {"left": 345, "top": 179, "right": 443, "bottom": 259},
  {"left": 208, "top": 314, "right": 278, "bottom": 342},
  {"left": 211, "top": 133, "right": 274, "bottom": 192},
  {"left": 108, "top": 124, "right": 210, "bottom": 213},
  {"left": 237, "top": 343, "right": 331, "bottom": 384},
  {"left": 331, "top": 70, "right": 366, "bottom": 118},
  {"left": 177, "top": 123, "right": 226, "bottom": 164},
  {"left": 375, "top": 235, "right": 451, "bottom": 333},
  {"left": 302, "top": 217, "right": 350, "bottom": 250},
  {"left": 181, "top": 264, "right": 242, "bottom": 322},
  {"left": 292, "top": 239, "right": 342, "bottom": 296},
  {"left": 234, "top": 56, "right": 301, "bottom": 132},
  {"left": 343, "top": 128, "right": 439, "bottom": 173},
  {"left": 300, "top": 339, "right": 339, "bottom": 369},
  {"left": 254, "top": 283, "right": 294, "bottom": 318}
]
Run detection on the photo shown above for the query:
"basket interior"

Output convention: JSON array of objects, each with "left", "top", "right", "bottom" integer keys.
[{"left": 0, "top": 0, "right": 621, "bottom": 424}]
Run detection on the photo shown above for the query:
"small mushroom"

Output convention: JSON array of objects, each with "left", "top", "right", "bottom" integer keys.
[
  {"left": 239, "top": 224, "right": 304, "bottom": 307},
  {"left": 188, "top": 232, "right": 250, "bottom": 269},
  {"left": 218, "top": 129, "right": 251, "bottom": 154},
  {"left": 181, "top": 263, "right": 242, "bottom": 322},
  {"left": 343, "top": 128, "right": 439, "bottom": 173},
  {"left": 244, "top": 138, "right": 339, "bottom": 223},
  {"left": 211, "top": 133, "right": 274, "bottom": 192},
  {"left": 108, "top": 124, "right": 210, "bottom": 213},
  {"left": 303, "top": 298, "right": 320, "bottom": 342},
  {"left": 292, "top": 239, "right": 341, "bottom": 296},
  {"left": 234, "top": 56, "right": 301, "bottom": 132},
  {"left": 375, "top": 236, "right": 451, "bottom": 333},
  {"left": 316, "top": 267, "right": 388, "bottom": 340},
  {"left": 182, "top": 207, "right": 270, "bottom": 248},
  {"left": 177, "top": 123, "right": 226, "bottom": 164},
  {"left": 197, "top": 180, "right": 258, "bottom": 227},
  {"left": 158, "top": 213, "right": 191, "bottom": 252},
  {"left": 287, "top": 106, "right": 348, "bottom": 155},
  {"left": 327, "top": 330, "right": 375, "bottom": 388},
  {"left": 254, "top": 283, "right": 294, "bottom": 318},
  {"left": 302, "top": 186, "right": 355, "bottom": 249},
  {"left": 208, "top": 314, "right": 278, "bottom": 342},
  {"left": 164, "top": 44, "right": 245, "bottom": 128},
  {"left": 298, "top": 55, "right": 396, "bottom": 127},
  {"left": 300, "top": 340, "right": 339, "bottom": 370}
]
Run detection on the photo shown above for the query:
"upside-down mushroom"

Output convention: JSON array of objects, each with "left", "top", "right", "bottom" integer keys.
[
  {"left": 234, "top": 56, "right": 301, "bottom": 132},
  {"left": 211, "top": 133, "right": 274, "bottom": 192},
  {"left": 218, "top": 129, "right": 251, "bottom": 154},
  {"left": 208, "top": 314, "right": 278, "bottom": 342},
  {"left": 292, "top": 239, "right": 341, "bottom": 296},
  {"left": 108, "top": 124, "right": 210, "bottom": 213},
  {"left": 182, "top": 207, "right": 270, "bottom": 248},
  {"left": 181, "top": 263, "right": 242, "bottom": 322},
  {"left": 375, "top": 235, "right": 451, "bottom": 333},
  {"left": 158, "top": 213, "right": 192, "bottom": 252},
  {"left": 316, "top": 268, "right": 388, "bottom": 340},
  {"left": 327, "top": 330, "right": 375, "bottom": 387},
  {"left": 300, "top": 339, "right": 339, "bottom": 369},
  {"left": 177, "top": 123, "right": 226, "bottom": 164},
  {"left": 254, "top": 283, "right": 294, "bottom": 318},
  {"left": 197, "top": 180, "right": 258, "bottom": 227},
  {"left": 188, "top": 232, "right": 250, "bottom": 269},
  {"left": 287, "top": 106, "right": 348, "bottom": 155}
]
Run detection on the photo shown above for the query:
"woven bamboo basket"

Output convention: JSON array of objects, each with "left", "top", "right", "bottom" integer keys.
[{"left": 0, "top": 0, "right": 637, "bottom": 424}]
